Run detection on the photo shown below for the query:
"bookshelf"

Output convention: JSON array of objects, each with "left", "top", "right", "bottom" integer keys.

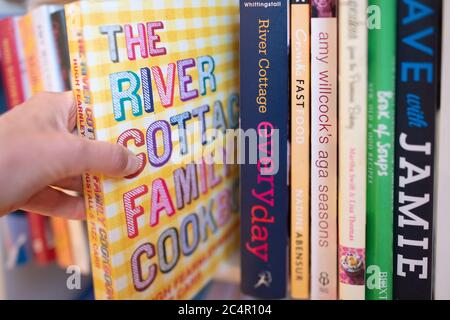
[{"left": 0, "top": 0, "right": 449, "bottom": 301}]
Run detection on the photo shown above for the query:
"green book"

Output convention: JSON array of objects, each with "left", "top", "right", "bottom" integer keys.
[{"left": 366, "top": 0, "right": 396, "bottom": 300}]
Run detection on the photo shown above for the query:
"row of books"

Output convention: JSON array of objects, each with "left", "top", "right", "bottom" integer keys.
[
  {"left": 240, "top": 0, "right": 449, "bottom": 300},
  {"left": 0, "top": 4, "right": 90, "bottom": 273}
]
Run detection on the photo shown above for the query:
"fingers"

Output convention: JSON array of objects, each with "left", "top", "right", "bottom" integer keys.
[
  {"left": 24, "top": 92, "right": 77, "bottom": 132},
  {"left": 59, "top": 135, "right": 141, "bottom": 179},
  {"left": 16, "top": 92, "right": 140, "bottom": 180},
  {"left": 21, "top": 186, "right": 86, "bottom": 220},
  {"left": 52, "top": 176, "right": 83, "bottom": 194}
]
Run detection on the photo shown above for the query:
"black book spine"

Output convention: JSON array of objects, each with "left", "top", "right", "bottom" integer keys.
[
  {"left": 394, "top": 0, "right": 442, "bottom": 300},
  {"left": 239, "top": 0, "right": 289, "bottom": 299},
  {"left": 51, "top": 10, "right": 72, "bottom": 91}
]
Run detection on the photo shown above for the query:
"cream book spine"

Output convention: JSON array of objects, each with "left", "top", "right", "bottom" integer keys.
[{"left": 338, "top": 0, "right": 368, "bottom": 300}]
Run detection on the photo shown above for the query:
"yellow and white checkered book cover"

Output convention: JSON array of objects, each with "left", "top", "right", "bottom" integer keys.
[{"left": 66, "top": 0, "right": 240, "bottom": 299}]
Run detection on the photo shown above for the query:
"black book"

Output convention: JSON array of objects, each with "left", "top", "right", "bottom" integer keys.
[
  {"left": 51, "top": 9, "right": 71, "bottom": 91},
  {"left": 239, "top": 0, "right": 289, "bottom": 299},
  {"left": 394, "top": 0, "right": 442, "bottom": 300}
]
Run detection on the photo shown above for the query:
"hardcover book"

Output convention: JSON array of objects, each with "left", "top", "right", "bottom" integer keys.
[
  {"left": 435, "top": 0, "right": 450, "bottom": 301},
  {"left": 290, "top": 0, "right": 310, "bottom": 300},
  {"left": 65, "top": 0, "right": 240, "bottom": 299},
  {"left": 239, "top": 0, "right": 289, "bottom": 299},
  {"left": 394, "top": 0, "right": 442, "bottom": 300},
  {"left": 366, "top": 0, "right": 396, "bottom": 300},
  {"left": 338, "top": 0, "right": 367, "bottom": 300},
  {"left": 310, "top": 0, "right": 338, "bottom": 300}
]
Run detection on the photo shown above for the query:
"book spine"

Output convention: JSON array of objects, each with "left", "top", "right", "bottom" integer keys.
[
  {"left": 18, "top": 14, "right": 43, "bottom": 97},
  {"left": 0, "top": 18, "right": 25, "bottom": 109},
  {"left": 338, "top": 0, "right": 368, "bottom": 300},
  {"left": 0, "top": 212, "right": 32, "bottom": 268},
  {"left": 28, "top": 213, "right": 55, "bottom": 265},
  {"left": 51, "top": 218, "right": 74, "bottom": 268},
  {"left": 33, "top": 5, "right": 65, "bottom": 92},
  {"left": 65, "top": 2, "right": 115, "bottom": 300},
  {"left": 394, "top": 0, "right": 442, "bottom": 300},
  {"left": 67, "top": 220, "right": 90, "bottom": 274},
  {"left": 366, "top": 0, "right": 396, "bottom": 300},
  {"left": 240, "top": 0, "right": 289, "bottom": 299},
  {"left": 14, "top": 18, "right": 31, "bottom": 101},
  {"left": 51, "top": 9, "right": 72, "bottom": 92},
  {"left": 0, "top": 74, "right": 5, "bottom": 114},
  {"left": 435, "top": 0, "right": 450, "bottom": 301},
  {"left": 290, "top": 0, "right": 310, "bottom": 300},
  {"left": 310, "top": 0, "right": 338, "bottom": 300}
]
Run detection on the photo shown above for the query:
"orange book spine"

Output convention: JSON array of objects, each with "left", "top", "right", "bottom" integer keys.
[
  {"left": 290, "top": 0, "right": 311, "bottom": 300},
  {"left": 51, "top": 218, "right": 74, "bottom": 268},
  {"left": 18, "top": 14, "right": 43, "bottom": 96}
]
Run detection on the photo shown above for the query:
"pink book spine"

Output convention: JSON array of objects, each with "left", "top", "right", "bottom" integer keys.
[{"left": 310, "top": 0, "right": 338, "bottom": 300}]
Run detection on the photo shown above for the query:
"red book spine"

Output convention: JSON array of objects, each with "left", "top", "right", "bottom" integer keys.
[
  {"left": 0, "top": 17, "right": 25, "bottom": 109},
  {"left": 28, "top": 213, "right": 56, "bottom": 265}
]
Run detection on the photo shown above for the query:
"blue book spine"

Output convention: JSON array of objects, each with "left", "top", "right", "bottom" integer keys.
[
  {"left": 1, "top": 212, "right": 33, "bottom": 267},
  {"left": 239, "top": 0, "right": 289, "bottom": 299},
  {"left": 0, "top": 69, "right": 7, "bottom": 114},
  {"left": 394, "top": 0, "right": 442, "bottom": 299}
]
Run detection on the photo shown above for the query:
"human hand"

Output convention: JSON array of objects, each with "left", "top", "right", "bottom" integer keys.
[{"left": 0, "top": 92, "right": 140, "bottom": 219}]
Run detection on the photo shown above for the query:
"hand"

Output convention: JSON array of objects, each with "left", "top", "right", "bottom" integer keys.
[{"left": 0, "top": 92, "right": 140, "bottom": 219}]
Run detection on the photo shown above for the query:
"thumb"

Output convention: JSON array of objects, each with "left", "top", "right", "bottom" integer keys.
[{"left": 59, "top": 135, "right": 142, "bottom": 179}]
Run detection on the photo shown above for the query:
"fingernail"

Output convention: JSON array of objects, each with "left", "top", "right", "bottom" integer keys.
[{"left": 124, "top": 153, "right": 141, "bottom": 176}]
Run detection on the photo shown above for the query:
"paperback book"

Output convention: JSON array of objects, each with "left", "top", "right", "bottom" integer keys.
[
  {"left": 310, "top": 0, "right": 338, "bottom": 300},
  {"left": 394, "top": 0, "right": 442, "bottom": 300},
  {"left": 65, "top": 0, "right": 240, "bottom": 299},
  {"left": 290, "top": 0, "right": 310, "bottom": 300},
  {"left": 239, "top": 0, "right": 289, "bottom": 299},
  {"left": 366, "top": 0, "right": 396, "bottom": 300},
  {"left": 338, "top": 0, "right": 367, "bottom": 300}
]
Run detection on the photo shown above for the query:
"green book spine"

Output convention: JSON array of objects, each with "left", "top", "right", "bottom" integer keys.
[{"left": 366, "top": 0, "right": 397, "bottom": 300}]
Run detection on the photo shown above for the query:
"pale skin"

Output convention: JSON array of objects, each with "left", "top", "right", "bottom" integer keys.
[{"left": 0, "top": 92, "right": 140, "bottom": 219}]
